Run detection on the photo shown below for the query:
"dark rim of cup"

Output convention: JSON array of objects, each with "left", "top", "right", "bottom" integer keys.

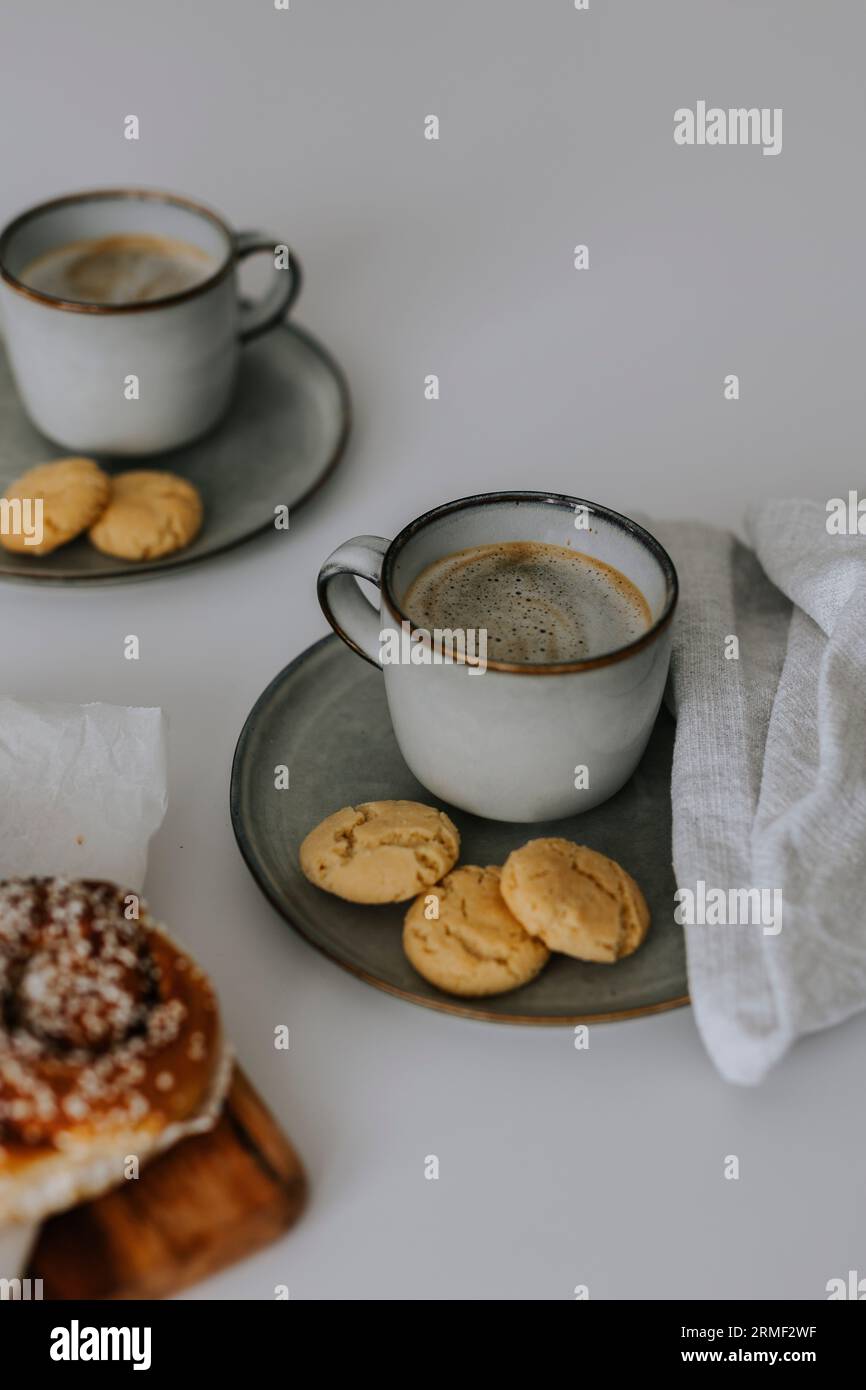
[
  {"left": 0, "top": 187, "right": 235, "bottom": 314},
  {"left": 380, "top": 490, "right": 679, "bottom": 675}
]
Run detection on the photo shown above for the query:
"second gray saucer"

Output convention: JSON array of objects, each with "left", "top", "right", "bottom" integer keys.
[
  {"left": 231, "top": 635, "right": 689, "bottom": 1025},
  {"left": 0, "top": 322, "right": 350, "bottom": 583}
]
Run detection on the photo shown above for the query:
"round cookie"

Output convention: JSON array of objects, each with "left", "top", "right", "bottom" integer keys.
[
  {"left": 0, "top": 457, "right": 109, "bottom": 555},
  {"left": 88, "top": 470, "right": 203, "bottom": 560},
  {"left": 501, "top": 838, "right": 650, "bottom": 963},
  {"left": 403, "top": 865, "right": 550, "bottom": 997},
  {"left": 299, "top": 800, "right": 460, "bottom": 904}
]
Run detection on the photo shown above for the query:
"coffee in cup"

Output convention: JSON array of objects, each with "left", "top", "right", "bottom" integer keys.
[
  {"left": 403, "top": 539, "right": 651, "bottom": 665},
  {"left": 19, "top": 233, "right": 219, "bottom": 306}
]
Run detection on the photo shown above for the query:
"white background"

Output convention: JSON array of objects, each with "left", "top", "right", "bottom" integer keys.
[{"left": 2, "top": 1, "right": 864, "bottom": 1298}]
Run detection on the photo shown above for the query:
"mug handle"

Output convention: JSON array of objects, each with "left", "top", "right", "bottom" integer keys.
[
  {"left": 235, "top": 231, "right": 302, "bottom": 343},
  {"left": 317, "top": 536, "right": 391, "bottom": 669}
]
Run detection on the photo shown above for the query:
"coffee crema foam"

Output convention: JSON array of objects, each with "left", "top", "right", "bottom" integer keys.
[
  {"left": 20, "top": 233, "right": 218, "bottom": 305},
  {"left": 403, "top": 540, "right": 651, "bottom": 664}
]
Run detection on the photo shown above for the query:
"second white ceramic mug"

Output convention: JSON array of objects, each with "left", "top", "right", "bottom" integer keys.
[
  {"left": 318, "top": 491, "right": 679, "bottom": 823},
  {"left": 0, "top": 187, "right": 301, "bottom": 455}
]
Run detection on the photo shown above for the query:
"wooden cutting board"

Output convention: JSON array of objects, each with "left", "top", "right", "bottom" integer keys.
[{"left": 26, "top": 1066, "right": 306, "bottom": 1299}]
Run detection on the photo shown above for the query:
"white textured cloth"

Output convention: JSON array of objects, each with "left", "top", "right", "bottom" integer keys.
[{"left": 651, "top": 501, "right": 866, "bottom": 1084}]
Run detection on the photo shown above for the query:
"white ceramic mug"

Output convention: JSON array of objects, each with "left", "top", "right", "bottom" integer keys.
[
  {"left": 318, "top": 492, "right": 679, "bottom": 822},
  {"left": 0, "top": 188, "right": 301, "bottom": 455}
]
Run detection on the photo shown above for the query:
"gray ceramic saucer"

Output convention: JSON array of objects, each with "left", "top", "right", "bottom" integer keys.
[
  {"left": 231, "top": 635, "right": 689, "bottom": 1025},
  {"left": 0, "top": 323, "right": 349, "bottom": 582}
]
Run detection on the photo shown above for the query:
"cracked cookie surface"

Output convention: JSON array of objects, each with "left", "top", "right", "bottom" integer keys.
[
  {"left": 1, "top": 457, "right": 109, "bottom": 555},
  {"left": 403, "top": 865, "right": 550, "bottom": 996},
  {"left": 501, "top": 838, "right": 650, "bottom": 963},
  {"left": 88, "top": 469, "right": 202, "bottom": 560},
  {"left": 299, "top": 800, "right": 460, "bottom": 904}
]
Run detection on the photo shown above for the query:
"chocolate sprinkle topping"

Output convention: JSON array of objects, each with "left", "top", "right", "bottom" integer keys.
[{"left": 0, "top": 878, "right": 188, "bottom": 1149}]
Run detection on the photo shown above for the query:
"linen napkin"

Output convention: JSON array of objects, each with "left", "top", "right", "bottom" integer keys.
[{"left": 651, "top": 501, "right": 866, "bottom": 1084}]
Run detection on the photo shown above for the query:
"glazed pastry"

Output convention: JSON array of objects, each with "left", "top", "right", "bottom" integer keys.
[{"left": 0, "top": 877, "right": 231, "bottom": 1223}]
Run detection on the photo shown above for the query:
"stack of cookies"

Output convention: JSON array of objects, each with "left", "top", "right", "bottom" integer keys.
[
  {"left": 0, "top": 456, "right": 203, "bottom": 560},
  {"left": 300, "top": 800, "right": 651, "bottom": 999}
]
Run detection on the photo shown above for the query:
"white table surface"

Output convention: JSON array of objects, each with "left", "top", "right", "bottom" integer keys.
[{"left": 2, "top": 0, "right": 864, "bottom": 1299}]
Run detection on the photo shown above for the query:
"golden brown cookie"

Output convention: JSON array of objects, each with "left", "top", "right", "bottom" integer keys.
[
  {"left": 0, "top": 457, "right": 109, "bottom": 555},
  {"left": 88, "top": 470, "right": 202, "bottom": 560},
  {"left": 403, "top": 865, "right": 550, "bottom": 997},
  {"left": 500, "top": 838, "right": 650, "bottom": 963},
  {"left": 299, "top": 800, "right": 460, "bottom": 904}
]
